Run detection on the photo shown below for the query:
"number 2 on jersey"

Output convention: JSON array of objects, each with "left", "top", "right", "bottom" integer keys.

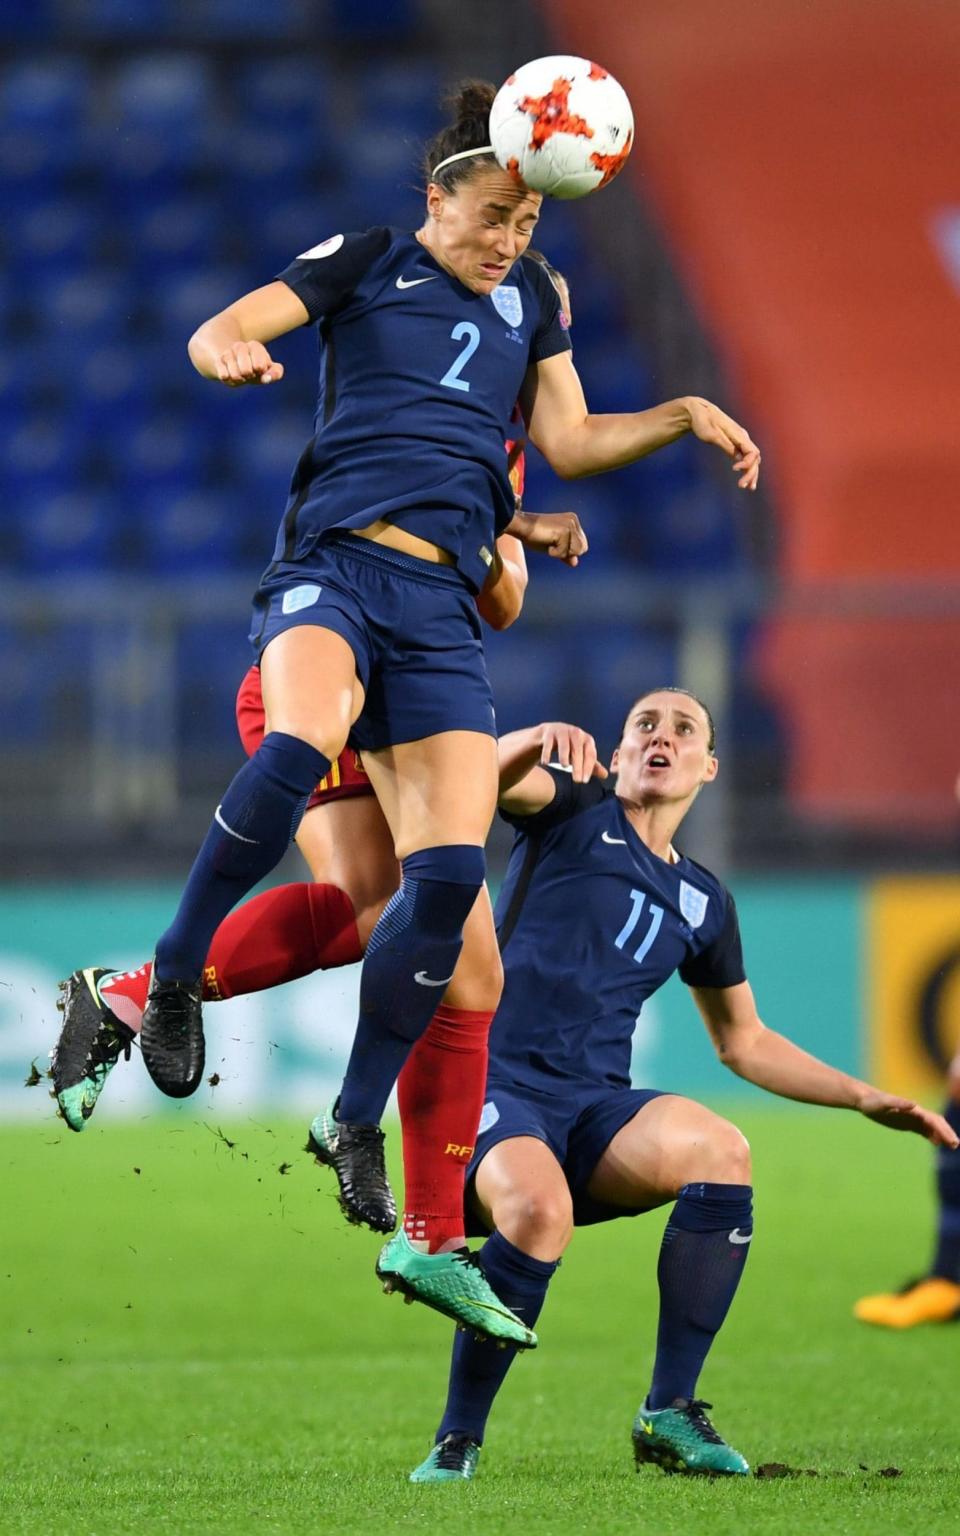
[
  {"left": 440, "top": 322, "right": 480, "bottom": 393},
  {"left": 614, "top": 889, "right": 664, "bottom": 965}
]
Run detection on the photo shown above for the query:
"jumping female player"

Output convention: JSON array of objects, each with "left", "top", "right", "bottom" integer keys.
[{"left": 60, "top": 78, "right": 760, "bottom": 1337}]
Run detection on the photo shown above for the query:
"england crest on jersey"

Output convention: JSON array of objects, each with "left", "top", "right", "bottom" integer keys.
[
  {"left": 491, "top": 285, "right": 523, "bottom": 327},
  {"left": 679, "top": 881, "right": 709, "bottom": 930}
]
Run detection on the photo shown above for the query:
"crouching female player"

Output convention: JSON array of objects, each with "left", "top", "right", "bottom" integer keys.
[{"left": 404, "top": 688, "right": 958, "bottom": 1481}]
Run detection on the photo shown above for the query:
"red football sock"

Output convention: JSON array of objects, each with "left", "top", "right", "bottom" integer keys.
[
  {"left": 398, "top": 1004, "right": 493, "bottom": 1253},
  {"left": 99, "top": 883, "right": 362, "bottom": 1031},
  {"left": 99, "top": 961, "right": 152, "bottom": 1031},
  {"left": 201, "top": 881, "right": 362, "bottom": 999}
]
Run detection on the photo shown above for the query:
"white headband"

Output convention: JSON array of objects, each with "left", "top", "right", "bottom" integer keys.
[{"left": 431, "top": 144, "right": 495, "bottom": 177}]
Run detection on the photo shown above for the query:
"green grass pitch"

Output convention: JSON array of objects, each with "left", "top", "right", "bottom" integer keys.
[{"left": 1, "top": 1104, "right": 958, "bottom": 1535}]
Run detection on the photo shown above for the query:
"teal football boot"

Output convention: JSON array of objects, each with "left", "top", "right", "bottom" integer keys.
[
  {"left": 51, "top": 968, "right": 133, "bottom": 1130},
  {"left": 377, "top": 1229, "right": 537, "bottom": 1348},
  {"left": 409, "top": 1433, "right": 481, "bottom": 1483},
  {"left": 632, "top": 1398, "right": 749, "bottom": 1476}
]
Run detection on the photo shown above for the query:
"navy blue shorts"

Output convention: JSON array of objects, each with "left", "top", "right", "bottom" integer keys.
[
  {"left": 465, "top": 1079, "right": 669, "bottom": 1233},
  {"left": 250, "top": 534, "right": 496, "bottom": 752}
]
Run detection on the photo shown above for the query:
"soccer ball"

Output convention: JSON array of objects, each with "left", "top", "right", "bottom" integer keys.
[{"left": 489, "top": 55, "right": 634, "bottom": 200}]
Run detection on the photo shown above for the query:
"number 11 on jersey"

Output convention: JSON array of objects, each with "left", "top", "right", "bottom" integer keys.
[{"left": 615, "top": 889, "right": 664, "bottom": 965}]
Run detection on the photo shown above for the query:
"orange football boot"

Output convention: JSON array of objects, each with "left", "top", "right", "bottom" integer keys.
[{"left": 854, "top": 1276, "right": 960, "bottom": 1329}]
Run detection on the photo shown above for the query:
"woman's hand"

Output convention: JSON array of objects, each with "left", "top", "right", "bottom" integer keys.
[
  {"left": 536, "top": 722, "right": 608, "bottom": 784},
  {"left": 858, "top": 1089, "right": 960, "bottom": 1147},
  {"left": 683, "top": 397, "right": 761, "bottom": 490},
  {"left": 215, "top": 340, "right": 285, "bottom": 387},
  {"left": 507, "top": 509, "right": 588, "bottom": 567}
]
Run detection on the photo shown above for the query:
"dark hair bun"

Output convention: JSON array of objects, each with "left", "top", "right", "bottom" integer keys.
[
  {"left": 448, "top": 79, "right": 497, "bottom": 127},
  {"left": 423, "top": 78, "right": 498, "bottom": 189}
]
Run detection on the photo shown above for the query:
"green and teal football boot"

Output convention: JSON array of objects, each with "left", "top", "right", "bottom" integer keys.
[
  {"left": 377, "top": 1230, "right": 537, "bottom": 1348},
  {"left": 632, "top": 1398, "right": 749, "bottom": 1476},
  {"left": 51, "top": 967, "right": 133, "bottom": 1131},
  {"left": 409, "top": 1433, "right": 481, "bottom": 1483}
]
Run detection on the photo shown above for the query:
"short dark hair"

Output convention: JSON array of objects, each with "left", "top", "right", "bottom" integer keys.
[{"left": 620, "top": 687, "right": 716, "bottom": 752}]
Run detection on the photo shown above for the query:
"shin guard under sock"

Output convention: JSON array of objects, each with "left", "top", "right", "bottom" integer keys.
[
  {"left": 101, "top": 883, "right": 361, "bottom": 1030},
  {"left": 398, "top": 1005, "right": 492, "bottom": 1251},
  {"left": 154, "top": 732, "right": 330, "bottom": 981},
  {"left": 337, "top": 845, "right": 485, "bottom": 1124},
  {"left": 436, "top": 1231, "right": 558, "bottom": 1444},
  {"left": 647, "top": 1182, "right": 753, "bottom": 1410}
]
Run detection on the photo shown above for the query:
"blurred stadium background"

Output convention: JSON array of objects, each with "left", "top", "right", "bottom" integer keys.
[{"left": 2, "top": 0, "right": 959, "bottom": 1120}]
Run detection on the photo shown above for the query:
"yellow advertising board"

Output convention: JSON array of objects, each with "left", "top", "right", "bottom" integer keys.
[{"left": 868, "top": 878, "right": 960, "bottom": 1093}]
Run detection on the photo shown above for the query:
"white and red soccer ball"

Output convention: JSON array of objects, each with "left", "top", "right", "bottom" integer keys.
[{"left": 489, "top": 55, "right": 634, "bottom": 200}]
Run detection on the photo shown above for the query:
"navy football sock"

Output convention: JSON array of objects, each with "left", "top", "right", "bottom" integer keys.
[
  {"left": 647, "top": 1182, "right": 753, "bottom": 1411},
  {"left": 337, "top": 845, "right": 485, "bottom": 1124},
  {"left": 154, "top": 732, "right": 330, "bottom": 982},
  {"left": 932, "top": 1098, "right": 960, "bottom": 1281},
  {"left": 436, "top": 1231, "right": 558, "bottom": 1445}
]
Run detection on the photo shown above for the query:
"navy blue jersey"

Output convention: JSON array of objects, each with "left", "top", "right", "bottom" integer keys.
[
  {"left": 273, "top": 228, "right": 571, "bottom": 592},
  {"left": 491, "top": 768, "right": 746, "bottom": 1094}
]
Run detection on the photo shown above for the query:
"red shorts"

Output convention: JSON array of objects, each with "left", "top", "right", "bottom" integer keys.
[{"left": 234, "top": 665, "right": 374, "bottom": 810}]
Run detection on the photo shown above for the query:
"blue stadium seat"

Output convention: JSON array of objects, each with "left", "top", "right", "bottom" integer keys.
[
  {"left": 347, "top": 122, "right": 423, "bottom": 210},
  {"left": 0, "top": 58, "right": 93, "bottom": 180},
  {"left": 246, "top": 192, "right": 358, "bottom": 274},
  {"left": 126, "top": 196, "right": 221, "bottom": 280},
  {"left": 226, "top": 413, "right": 306, "bottom": 505},
  {"left": 57, "top": 0, "right": 174, "bottom": 34},
  {"left": 329, "top": 0, "right": 416, "bottom": 39},
  {"left": 0, "top": 0, "right": 53, "bottom": 35},
  {"left": 70, "top": 345, "right": 154, "bottom": 438},
  {"left": 6, "top": 411, "right": 86, "bottom": 502},
  {"left": 98, "top": 56, "right": 217, "bottom": 186},
  {"left": 573, "top": 339, "right": 656, "bottom": 415},
  {"left": 9, "top": 197, "right": 101, "bottom": 278},
  {"left": 27, "top": 274, "right": 138, "bottom": 393},
  {"left": 487, "top": 619, "right": 677, "bottom": 751},
  {"left": 16, "top": 489, "right": 123, "bottom": 575},
  {"left": 33, "top": 269, "right": 136, "bottom": 344},
  {"left": 116, "top": 414, "right": 210, "bottom": 504},
  {"left": 355, "top": 59, "right": 441, "bottom": 139},
  {"left": 174, "top": 0, "right": 308, "bottom": 39},
  {"left": 234, "top": 58, "right": 335, "bottom": 142},
  {"left": 2, "top": 621, "right": 93, "bottom": 745},
  {"left": 639, "top": 483, "right": 744, "bottom": 576},
  {"left": 559, "top": 252, "right": 627, "bottom": 343},
  {"left": 152, "top": 267, "right": 248, "bottom": 343},
  {"left": 0, "top": 57, "right": 91, "bottom": 132},
  {"left": 220, "top": 121, "right": 315, "bottom": 205},
  {"left": 140, "top": 488, "right": 243, "bottom": 573},
  {"left": 599, "top": 438, "right": 743, "bottom": 575},
  {"left": 176, "top": 621, "right": 255, "bottom": 751}
]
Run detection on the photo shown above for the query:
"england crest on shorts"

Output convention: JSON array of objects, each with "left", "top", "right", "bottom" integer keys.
[
  {"left": 679, "top": 881, "right": 709, "bottom": 930},
  {"left": 491, "top": 285, "right": 523, "bottom": 327},
  {"left": 478, "top": 1100, "right": 500, "bottom": 1135}
]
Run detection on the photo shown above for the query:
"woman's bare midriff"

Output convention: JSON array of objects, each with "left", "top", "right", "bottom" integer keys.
[{"left": 349, "top": 519, "right": 456, "bottom": 566}]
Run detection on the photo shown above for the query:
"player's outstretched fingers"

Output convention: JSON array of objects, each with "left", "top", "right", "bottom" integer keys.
[
  {"left": 861, "top": 1091, "right": 960, "bottom": 1145},
  {"left": 923, "top": 1107, "right": 960, "bottom": 1148}
]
